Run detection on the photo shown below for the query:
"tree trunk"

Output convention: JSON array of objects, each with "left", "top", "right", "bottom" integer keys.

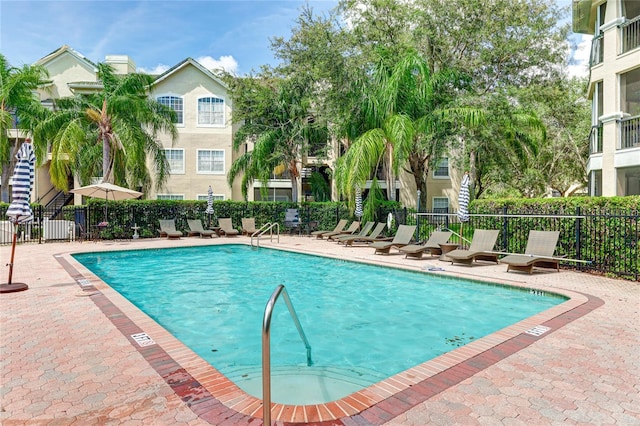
[{"left": 102, "top": 136, "right": 111, "bottom": 183}]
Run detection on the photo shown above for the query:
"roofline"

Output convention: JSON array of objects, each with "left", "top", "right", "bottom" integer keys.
[
  {"left": 35, "top": 45, "right": 98, "bottom": 72},
  {"left": 152, "top": 58, "right": 228, "bottom": 89}
]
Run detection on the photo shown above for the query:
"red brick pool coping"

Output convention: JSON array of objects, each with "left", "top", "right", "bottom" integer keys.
[{"left": 57, "top": 250, "right": 602, "bottom": 425}]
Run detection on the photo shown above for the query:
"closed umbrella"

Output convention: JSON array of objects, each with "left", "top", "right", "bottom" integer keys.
[
  {"left": 457, "top": 172, "right": 471, "bottom": 242},
  {"left": 204, "top": 185, "right": 214, "bottom": 228},
  {"left": 2, "top": 141, "right": 36, "bottom": 293},
  {"left": 354, "top": 184, "right": 363, "bottom": 219}
]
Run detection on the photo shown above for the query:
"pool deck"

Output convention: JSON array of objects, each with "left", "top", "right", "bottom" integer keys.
[{"left": 1, "top": 235, "right": 638, "bottom": 425}]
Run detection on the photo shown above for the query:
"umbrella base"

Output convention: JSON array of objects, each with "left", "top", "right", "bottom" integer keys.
[{"left": 0, "top": 283, "right": 29, "bottom": 293}]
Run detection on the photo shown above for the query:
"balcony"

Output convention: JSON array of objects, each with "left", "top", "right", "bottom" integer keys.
[
  {"left": 621, "top": 16, "right": 640, "bottom": 54},
  {"left": 590, "top": 33, "right": 603, "bottom": 66},
  {"left": 590, "top": 124, "right": 603, "bottom": 154},
  {"left": 620, "top": 115, "right": 640, "bottom": 149}
]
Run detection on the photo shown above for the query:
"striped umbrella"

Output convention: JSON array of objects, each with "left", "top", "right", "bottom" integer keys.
[
  {"left": 354, "top": 184, "right": 363, "bottom": 219},
  {"left": 3, "top": 141, "right": 36, "bottom": 291},
  {"left": 204, "top": 185, "right": 214, "bottom": 228},
  {"left": 6, "top": 142, "right": 36, "bottom": 224},
  {"left": 457, "top": 172, "right": 470, "bottom": 222}
]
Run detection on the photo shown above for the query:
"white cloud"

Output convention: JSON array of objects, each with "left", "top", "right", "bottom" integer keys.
[
  {"left": 138, "top": 64, "right": 171, "bottom": 75},
  {"left": 567, "top": 34, "right": 591, "bottom": 78},
  {"left": 196, "top": 55, "right": 239, "bottom": 75}
]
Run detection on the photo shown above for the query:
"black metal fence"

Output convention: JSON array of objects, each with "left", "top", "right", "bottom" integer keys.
[{"left": 1, "top": 202, "right": 637, "bottom": 281}]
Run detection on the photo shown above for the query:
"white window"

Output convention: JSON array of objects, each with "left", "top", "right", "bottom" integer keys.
[
  {"left": 157, "top": 95, "right": 184, "bottom": 125},
  {"left": 197, "top": 194, "right": 225, "bottom": 201},
  {"left": 197, "top": 149, "right": 225, "bottom": 174},
  {"left": 432, "top": 197, "right": 449, "bottom": 212},
  {"left": 433, "top": 158, "right": 449, "bottom": 178},
  {"left": 157, "top": 194, "right": 184, "bottom": 200},
  {"left": 198, "top": 96, "right": 225, "bottom": 126},
  {"left": 163, "top": 149, "right": 185, "bottom": 174}
]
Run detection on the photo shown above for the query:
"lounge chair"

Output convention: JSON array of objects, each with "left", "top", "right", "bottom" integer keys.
[
  {"left": 370, "top": 224, "right": 417, "bottom": 255},
  {"left": 342, "top": 222, "right": 391, "bottom": 246},
  {"left": 187, "top": 219, "right": 216, "bottom": 238},
  {"left": 311, "top": 219, "right": 348, "bottom": 239},
  {"left": 447, "top": 229, "right": 500, "bottom": 266},
  {"left": 334, "top": 221, "right": 374, "bottom": 244},
  {"left": 241, "top": 218, "right": 257, "bottom": 236},
  {"left": 324, "top": 221, "right": 360, "bottom": 240},
  {"left": 500, "top": 230, "right": 562, "bottom": 274},
  {"left": 158, "top": 219, "right": 183, "bottom": 239},
  {"left": 218, "top": 218, "right": 239, "bottom": 237},
  {"left": 398, "top": 230, "right": 453, "bottom": 259}
]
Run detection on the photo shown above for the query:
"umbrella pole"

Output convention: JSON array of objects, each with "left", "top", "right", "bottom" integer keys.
[{"left": 7, "top": 227, "right": 17, "bottom": 285}]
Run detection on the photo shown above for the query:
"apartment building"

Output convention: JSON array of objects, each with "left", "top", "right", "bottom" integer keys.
[
  {"left": 574, "top": 0, "right": 640, "bottom": 196},
  {"left": 17, "top": 45, "right": 242, "bottom": 206},
  {"left": 10, "top": 45, "right": 456, "bottom": 211}
]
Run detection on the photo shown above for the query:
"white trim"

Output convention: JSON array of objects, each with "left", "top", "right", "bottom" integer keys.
[
  {"left": 432, "top": 158, "right": 450, "bottom": 179},
  {"left": 196, "top": 96, "right": 225, "bottom": 127},
  {"left": 196, "top": 149, "right": 225, "bottom": 174},
  {"left": 156, "top": 93, "right": 185, "bottom": 127},
  {"left": 156, "top": 194, "right": 185, "bottom": 200},
  {"left": 163, "top": 148, "right": 185, "bottom": 174}
]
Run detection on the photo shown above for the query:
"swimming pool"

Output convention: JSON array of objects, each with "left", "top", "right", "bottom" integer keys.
[{"left": 73, "top": 244, "right": 566, "bottom": 405}]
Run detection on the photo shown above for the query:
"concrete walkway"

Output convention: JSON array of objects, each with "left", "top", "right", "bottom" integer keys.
[{"left": 0, "top": 236, "right": 638, "bottom": 425}]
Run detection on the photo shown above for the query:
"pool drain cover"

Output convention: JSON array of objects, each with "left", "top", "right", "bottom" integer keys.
[{"left": 525, "top": 325, "right": 551, "bottom": 336}]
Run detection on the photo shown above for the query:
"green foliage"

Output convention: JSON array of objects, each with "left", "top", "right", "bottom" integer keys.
[
  {"left": 32, "top": 63, "right": 177, "bottom": 193},
  {"left": 471, "top": 196, "right": 640, "bottom": 280}
]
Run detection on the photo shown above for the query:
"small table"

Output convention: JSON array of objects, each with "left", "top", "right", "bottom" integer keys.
[
  {"left": 439, "top": 243, "right": 460, "bottom": 262},
  {"left": 212, "top": 227, "right": 221, "bottom": 237}
]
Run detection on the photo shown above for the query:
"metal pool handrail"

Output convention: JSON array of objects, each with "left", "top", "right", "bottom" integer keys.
[
  {"left": 262, "top": 284, "right": 312, "bottom": 424},
  {"left": 251, "top": 222, "right": 279, "bottom": 247}
]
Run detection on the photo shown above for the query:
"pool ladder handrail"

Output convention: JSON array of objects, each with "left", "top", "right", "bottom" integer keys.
[
  {"left": 251, "top": 222, "right": 279, "bottom": 247},
  {"left": 262, "top": 284, "right": 312, "bottom": 425}
]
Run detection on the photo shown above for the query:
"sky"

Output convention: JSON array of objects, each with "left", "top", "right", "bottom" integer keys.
[{"left": 0, "top": 0, "right": 589, "bottom": 78}]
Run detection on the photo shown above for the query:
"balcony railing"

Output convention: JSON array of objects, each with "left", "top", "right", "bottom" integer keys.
[
  {"left": 620, "top": 114, "right": 640, "bottom": 149},
  {"left": 590, "top": 33, "right": 604, "bottom": 66},
  {"left": 590, "top": 124, "right": 603, "bottom": 154},
  {"left": 620, "top": 16, "right": 640, "bottom": 54}
]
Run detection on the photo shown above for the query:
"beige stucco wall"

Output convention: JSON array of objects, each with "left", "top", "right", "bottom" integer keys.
[{"left": 149, "top": 63, "right": 236, "bottom": 200}]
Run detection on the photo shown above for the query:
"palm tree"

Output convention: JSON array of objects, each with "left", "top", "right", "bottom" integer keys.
[
  {"left": 0, "top": 54, "right": 49, "bottom": 201},
  {"left": 227, "top": 76, "right": 327, "bottom": 202},
  {"left": 335, "top": 50, "right": 483, "bottom": 208},
  {"left": 32, "top": 63, "right": 178, "bottom": 193}
]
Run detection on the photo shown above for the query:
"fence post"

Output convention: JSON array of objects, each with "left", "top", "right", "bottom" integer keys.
[
  {"left": 502, "top": 206, "right": 509, "bottom": 250},
  {"left": 575, "top": 206, "right": 582, "bottom": 265},
  {"left": 37, "top": 204, "right": 43, "bottom": 244}
]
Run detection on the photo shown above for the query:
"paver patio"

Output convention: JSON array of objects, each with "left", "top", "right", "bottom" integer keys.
[{"left": 1, "top": 236, "right": 638, "bottom": 425}]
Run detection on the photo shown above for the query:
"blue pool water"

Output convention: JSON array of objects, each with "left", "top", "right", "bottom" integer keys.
[{"left": 73, "top": 245, "right": 566, "bottom": 404}]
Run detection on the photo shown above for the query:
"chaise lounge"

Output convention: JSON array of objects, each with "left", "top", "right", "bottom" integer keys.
[
  {"left": 187, "top": 219, "right": 216, "bottom": 238},
  {"left": 325, "top": 221, "right": 360, "bottom": 240},
  {"left": 241, "top": 218, "right": 257, "bottom": 236},
  {"left": 341, "top": 222, "right": 391, "bottom": 246},
  {"left": 311, "top": 219, "right": 348, "bottom": 239},
  {"left": 334, "top": 221, "right": 374, "bottom": 244},
  {"left": 218, "top": 218, "right": 239, "bottom": 237},
  {"left": 370, "top": 224, "right": 416, "bottom": 255},
  {"left": 447, "top": 229, "right": 500, "bottom": 266},
  {"left": 398, "top": 230, "right": 453, "bottom": 259},
  {"left": 159, "top": 219, "right": 183, "bottom": 239},
  {"left": 500, "top": 230, "right": 562, "bottom": 274}
]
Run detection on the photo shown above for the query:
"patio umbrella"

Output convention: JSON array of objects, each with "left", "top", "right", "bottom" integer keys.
[
  {"left": 204, "top": 185, "right": 214, "bottom": 228},
  {"left": 2, "top": 141, "right": 36, "bottom": 293},
  {"left": 457, "top": 172, "right": 471, "bottom": 241},
  {"left": 71, "top": 181, "right": 142, "bottom": 221},
  {"left": 354, "top": 184, "right": 363, "bottom": 219}
]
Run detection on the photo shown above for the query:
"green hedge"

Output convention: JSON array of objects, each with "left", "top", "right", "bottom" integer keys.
[{"left": 469, "top": 196, "right": 639, "bottom": 281}]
